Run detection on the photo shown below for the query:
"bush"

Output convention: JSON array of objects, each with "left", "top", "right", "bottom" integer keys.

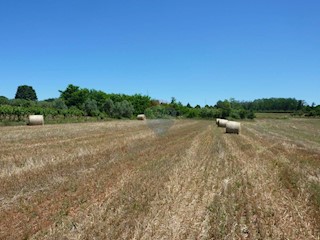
[
  {"left": 83, "top": 99, "right": 99, "bottom": 117},
  {"left": 103, "top": 99, "right": 115, "bottom": 117},
  {"left": 53, "top": 98, "right": 68, "bottom": 110},
  {"left": 113, "top": 100, "right": 134, "bottom": 118},
  {"left": 247, "top": 110, "right": 256, "bottom": 119},
  {"left": 186, "top": 109, "right": 199, "bottom": 118},
  {"left": 0, "top": 96, "right": 9, "bottom": 105},
  {"left": 10, "top": 99, "right": 36, "bottom": 107},
  {"left": 144, "top": 106, "right": 175, "bottom": 119},
  {"left": 229, "top": 110, "right": 240, "bottom": 119}
]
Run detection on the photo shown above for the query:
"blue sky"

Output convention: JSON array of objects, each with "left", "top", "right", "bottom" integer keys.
[{"left": 0, "top": 0, "right": 319, "bottom": 106}]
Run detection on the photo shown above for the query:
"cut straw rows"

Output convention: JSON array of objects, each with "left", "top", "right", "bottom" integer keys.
[
  {"left": 222, "top": 125, "right": 320, "bottom": 238},
  {"left": 1, "top": 119, "right": 319, "bottom": 239}
]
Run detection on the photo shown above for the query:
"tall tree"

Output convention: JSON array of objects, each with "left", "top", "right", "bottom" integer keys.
[
  {"left": 59, "top": 84, "right": 89, "bottom": 108},
  {"left": 15, "top": 85, "right": 38, "bottom": 101}
]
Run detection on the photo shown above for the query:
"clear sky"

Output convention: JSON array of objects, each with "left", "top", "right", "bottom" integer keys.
[{"left": 0, "top": 0, "right": 319, "bottom": 106}]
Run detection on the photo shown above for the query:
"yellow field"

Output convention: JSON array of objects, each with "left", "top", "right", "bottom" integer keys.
[{"left": 0, "top": 119, "right": 320, "bottom": 239}]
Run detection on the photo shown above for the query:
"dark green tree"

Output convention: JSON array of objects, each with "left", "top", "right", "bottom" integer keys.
[
  {"left": 89, "top": 90, "right": 108, "bottom": 111},
  {"left": 215, "top": 100, "right": 231, "bottom": 118},
  {"left": 0, "top": 96, "right": 9, "bottom": 105},
  {"left": 15, "top": 85, "right": 38, "bottom": 101}
]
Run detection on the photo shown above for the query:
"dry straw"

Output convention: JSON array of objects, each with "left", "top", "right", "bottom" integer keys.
[
  {"left": 137, "top": 114, "right": 146, "bottom": 120},
  {"left": 217, "top": 119, "right": 228, "bottom": 128},
  {"left": 226, "top": 121, "right": 241, "bottom": 134},
  {"left": 28, "top": 115, "right": 44, "bottom": 126}
]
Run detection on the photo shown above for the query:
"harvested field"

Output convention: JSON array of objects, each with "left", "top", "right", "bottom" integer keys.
[{"left": 0, "top": 119, "right": 320, "bottom": 239}]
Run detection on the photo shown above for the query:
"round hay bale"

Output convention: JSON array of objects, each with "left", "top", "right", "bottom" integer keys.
[
  {"left": 28, "top": 115, "right": 44, "bottom": 126},
  {"left": 226, "top": 121, "right": 241, "bottom": 134},
  {"left": 137, "top": 114, "right": 146, "bottom": 120},
  {"left": 217, "top": 119, "right": 228, "bottom": 128}
]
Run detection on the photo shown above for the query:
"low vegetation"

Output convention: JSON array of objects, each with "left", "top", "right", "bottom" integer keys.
[{"left": 0, "top": 118, "right": 319, "bottom": 239}]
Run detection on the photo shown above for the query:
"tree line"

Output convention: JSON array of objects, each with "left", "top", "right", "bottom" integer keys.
[
  {"left": 229, "top": 98, "right": 320, "bottom": 117},
  {"left": 0, "top": 84, "right": 319, "bottom": 123}
]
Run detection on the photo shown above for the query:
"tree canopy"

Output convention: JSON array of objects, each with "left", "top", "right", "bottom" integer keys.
[{"left": 15, "top": 85, "right": 38, "bottom": 101}]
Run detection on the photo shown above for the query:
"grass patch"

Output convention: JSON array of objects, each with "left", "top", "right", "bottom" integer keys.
[
  {"left": 0, "top": 120, "right": 26, "bottom": 126},
  {"left": 309, "top": 182, "right": 320, "bottom": 210},
  {"left": 277, "top": 162, "right": 300, "bottom": 196},
  {"left": 255, "top": 112, "right": 292, "bottom": 119}
]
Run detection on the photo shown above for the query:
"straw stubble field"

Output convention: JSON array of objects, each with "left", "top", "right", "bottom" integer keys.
[{"left": 0, "top": 119, "right": 320, "bottom": 239}]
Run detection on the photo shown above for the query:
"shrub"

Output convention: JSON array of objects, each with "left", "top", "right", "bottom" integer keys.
[
  {"left": 103, "top": 98, "right": 115, "bottom": 117},
  {"left": 247, "top": 110, "right": 256, "bottom": 119},
  {"left": 83, "top": 99, "right": 99, "bottom": 117},
  {"left": 113, "top": 100, "right": 134, "bottom": 118}
]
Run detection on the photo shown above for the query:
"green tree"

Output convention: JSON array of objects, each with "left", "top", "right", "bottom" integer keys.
[
  {"left": 128, "top": 94, "right": 152, "bottom": 115},
  {"left": 59, "top": 84, "right": 89, "bottom": 108},
  {"left": 239, "top": 109, "right": 247, "bottom": 119},
  {"left": 113, "top": 100, "right": 134, "bottom": 118},
  {"left": 247, "top": 110, "right": 256, "bottom": 119},
  {"left": 215, "top": 100, "right": 231, "bottom": 118},
  {"left": 145, "top": 105, "right": 173, "bottom": 119},
  {"left": 0, "top": 96, "right": 9, "bottom": 105},
  {"left": 186, "top": 108, "right": 199, "bottom": 118},
  {"left": 52, "top": 98, "right": 68, "bottom": 110},
  {"left": 103, "top": 99, "right": 115, "bottom": 116},
  {"left": 89, "top": 90, "right": 108, "bottom": 111},
  {"left": 15, "top": 85, "right": 38, "bottom": 101},
  {"left": 83, "top": 99, "right": 99, "bottom": 116}
]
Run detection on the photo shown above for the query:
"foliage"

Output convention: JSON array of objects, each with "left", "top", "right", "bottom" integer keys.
[
  {"left": 215, "top": 100, "right": 231, "bottom": 118},
  {"left": 103, "top": 98, "right": 115, "bottom": 117},
  {"left": 89, "top": 90, "right": 108, "bottom": 111},
  {"left": 15, "top": 85, "right": 38, "bottom": 101},
  {"left": 128, "top": 94, "right": 152, "bottom": 115},
  {"left": 83, "top": 99, "right": 99, "bottom": 116},
  {"left": 247, "top": 110, "right": 256, "bottom": 119},
  {"left": 199, "top": 108, "right": 220, "bottom": 119},
  {"left": 10, "top": 99, "right": 36, "bottom": 107},
  {"left": 8, "top": 84, "right": 320, "bottom": 123},
  {"left": 145, "top": 105, "right": 176, "bottom": 119},
  {"left": 59, "top": 84, "right": 89, "bottom": 108},
  {"left": 112, "top": 100, "right": 134, "bottom": 118},
  {"left": 0, "top": 96, "right": 9, "bottom": 105},
  {"left": 52, "top": 98, "right": 68, "bottom": 110},
  {"left": 244, "top": 98, "right": 305, "bottom": 112}
]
